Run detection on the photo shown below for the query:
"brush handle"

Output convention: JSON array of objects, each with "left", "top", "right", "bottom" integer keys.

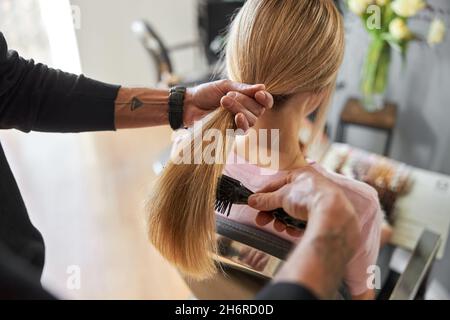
[
  {"left": 239, "top": 199, "right": 307, "bottom": 230},
  {"left": 272, "top": 208, "right": 307, "bottom": 230},
  {"left": 218, "top": 175, "right": 307, "bottom": 230},
  {"left": 234, "top": 195, "right": 307, "bottom": 230}
]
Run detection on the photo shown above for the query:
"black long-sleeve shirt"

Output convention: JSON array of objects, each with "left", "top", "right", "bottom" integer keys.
[
  {"left": 0, "top": 33, "right": 120, "bottom": 132},
  {"left": 255, "top": 283, "right": 317, "bottom": 300},
  {"left": 0, "top": 32, "right": 317, "bottom": 300},
  {"left": 0, "top": 31, "right": 120, "bottom": 289}
]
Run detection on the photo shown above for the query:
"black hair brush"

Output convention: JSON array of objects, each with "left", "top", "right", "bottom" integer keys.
[{"left": 216, "top": 175, "right": 307, "bottom": 230}]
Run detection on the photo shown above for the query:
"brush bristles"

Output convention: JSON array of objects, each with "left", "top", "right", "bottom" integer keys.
[
  {"left": 215, "top": 199, "right": 233, "bottom": 216},
  {"left": 215, "top": 175, "right": 253, "bottom": 216}
]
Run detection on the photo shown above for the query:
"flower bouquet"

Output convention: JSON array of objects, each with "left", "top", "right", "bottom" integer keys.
[{"left": 346, "top": 0, "right": 446, "bottom": 111}]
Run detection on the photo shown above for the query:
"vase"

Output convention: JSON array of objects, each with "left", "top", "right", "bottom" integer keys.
[{"left": 361, "top": 37, "right": 391, "bottom": 112}]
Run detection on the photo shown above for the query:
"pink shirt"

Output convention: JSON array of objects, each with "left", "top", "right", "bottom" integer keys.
[{"left": 220, "top": 155, "right": 383, "bottom": 296}]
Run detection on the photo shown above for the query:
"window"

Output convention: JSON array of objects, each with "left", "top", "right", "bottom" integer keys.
[{"left": 0, "top": 0, "right": 81, "bottom": 73}]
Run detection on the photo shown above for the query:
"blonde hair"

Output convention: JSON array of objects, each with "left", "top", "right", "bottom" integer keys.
[{"left": 148, "top": 0, "right": 345, "bottom": 279}]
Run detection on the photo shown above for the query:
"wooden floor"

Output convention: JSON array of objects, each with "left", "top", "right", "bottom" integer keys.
[{"left": 0, "top": 127, "right": 191, "bottom": 299}]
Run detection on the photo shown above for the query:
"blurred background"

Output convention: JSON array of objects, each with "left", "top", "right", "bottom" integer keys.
[{"left": 0, "top": 0, "right": 449, "bottom": 299}]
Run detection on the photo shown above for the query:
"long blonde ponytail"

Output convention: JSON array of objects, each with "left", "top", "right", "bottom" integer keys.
[{"left": 148, "top": 0, "right": 345, "bottom": 279}]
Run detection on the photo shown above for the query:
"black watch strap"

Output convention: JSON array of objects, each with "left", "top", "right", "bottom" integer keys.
[{"left": 168, "top": 86, "right": 186, "bottom": 130}]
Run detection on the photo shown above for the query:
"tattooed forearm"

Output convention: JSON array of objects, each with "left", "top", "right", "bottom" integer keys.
[
  {"left": 310, "top": 224, "right": 355, "bottom": 269},
  {"left": 306, "top": 232, "right": 351, "bottom": 297},
  {"left": 273, "top": 211, "right": 359, "bottom": 299},
  {"left": 114, "top": 88, "right": 169, "bottom": 129},
  {"left": 115, "top": 96, "right": 170, "bottom": 111},
  {"left": 115, "top": 97, "right": 144, "bottom": 111},
  {"left": 274, "top": 232, "right": 350, "bottom": 299}
]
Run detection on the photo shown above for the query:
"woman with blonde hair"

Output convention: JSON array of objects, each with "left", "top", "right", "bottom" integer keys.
[{"left": 148, "top": 0, "right": 382, "bottom": 300}]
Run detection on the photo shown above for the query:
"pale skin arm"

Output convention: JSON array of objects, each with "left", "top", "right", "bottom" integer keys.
[
  {"left": 114, "top": 80, "right": 273, "bottom": 130},
  {"left": 248, "top": 168, "right": 361, "bottom": 299}
]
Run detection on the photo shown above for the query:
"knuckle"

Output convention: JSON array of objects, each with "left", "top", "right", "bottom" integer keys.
[
  {"left": 219, "top": 79, "right": 231, "bottom": 90},
  {"left": 258, "top": 196, "right": 267, "bottom": 207},
  {"left": 222, "top": 79, "right": 231, "bottom": 86},
  {"left": 253, "top": 105, "right": 264, "bottom": 116},
  {"left": 237, "top": 93, "right": 257, "bottom": 108},
  {"left": 234, "top": 92, "right": 247, "bottom": 103},
  {"left": 274, "top": 192, "right": 284, "bottom": 203}
]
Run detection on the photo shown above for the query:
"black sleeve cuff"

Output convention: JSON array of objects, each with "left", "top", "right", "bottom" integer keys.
[
  {"left": 255, "top": 282, "right": 318, "bottom": 300},
  {"left": 32, "top": 74, "right": 121, "bottom": 133}
]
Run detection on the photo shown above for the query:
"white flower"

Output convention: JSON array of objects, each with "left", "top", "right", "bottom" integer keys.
[
  {"left": 348, "top": 0, "right": 372, "bottom": 16},
  {"left": 389, "top": 18, "right": 411, "bottom": 40},
  {"left": 391, "top": 0, "right": 426, "bottom": 18},
  {"left": 428, "top": 19, "right": 446, "bottom": 45}
]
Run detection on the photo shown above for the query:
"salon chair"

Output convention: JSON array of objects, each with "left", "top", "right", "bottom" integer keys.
[
  {"left": 131, "top": 20, "right": 211, "bottom": 87},
  {"left": 131, "top": 1, "right": 249, "bottom": 86},
  {"left": 131, "top": 20, "right": 174, "bottom": 84}
]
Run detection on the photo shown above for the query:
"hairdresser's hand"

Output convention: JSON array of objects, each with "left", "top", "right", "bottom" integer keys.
[
  {"left": 248, "top": 167, "right": 360, "bottom": 248},
  {"left": 249, "top": 168, "right": 361, "bottom": 299},
  {"left": 184, "top": 80, "right": 273, "bottom": 130}
]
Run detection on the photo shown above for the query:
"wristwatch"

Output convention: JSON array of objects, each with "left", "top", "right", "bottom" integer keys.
[{"left": 168, "top": 86, "right": 186, "bottom": 130}]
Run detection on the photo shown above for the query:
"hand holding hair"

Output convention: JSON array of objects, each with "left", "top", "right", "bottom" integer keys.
[
  {"left": 114, "top": 79, "right": 273, "bottom": 131},
  {"left": 185, "top": 79, "right": 274, "bottom": 130}
]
